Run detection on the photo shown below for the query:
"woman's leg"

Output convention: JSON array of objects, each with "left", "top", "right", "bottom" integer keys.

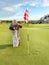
[
  {"left": 17, "top": 30, "right": 20, "bottom": 46},
  {"left": 12, "top": 33, "right": 16, "bottom": 47},
  {"left": 12, "top": 30, "right": 20, "bottom": 47},
  {"left": 12, "top": 31, "right": 18, "bottom": 47},
  {"left": 15, "top": 30, "right": 19, "bottom": 47}
]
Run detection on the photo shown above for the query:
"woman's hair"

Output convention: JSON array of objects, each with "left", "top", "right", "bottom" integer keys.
[{"left": 12, "top": 19, "right": 17, "bottom": 25}]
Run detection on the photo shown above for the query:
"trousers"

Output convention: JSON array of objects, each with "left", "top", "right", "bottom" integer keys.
[{"left": 12, "top": 30, "right": 20, "bottom": 47}]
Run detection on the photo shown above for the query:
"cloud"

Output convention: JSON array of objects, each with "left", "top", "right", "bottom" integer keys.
[
  {"left": 30, "top": 3, "right": 36, "bottom": 6},
  {"left": 1, "top": 1, "right": 29, "bottom": 12},
  {"left": 1, "top": 0, "right": 49, "bottom": 7},
  {"left": 42, "top": 0, "right": 49, "bottom": 6},
  {"left": 2, "top": 7, "right": 14, "bottom": 12},
  {"left": 13, "top": 1, "right": 38, "bottom": 7},
  {"left": 2, "top": 13, "right": 22, "bottom": 20},
  {"left": 29, "top": 15, "right": 44, "bottom": 20},
  {"left": 1, "top": 3, "right": 23, "bottom": 12},
  {"left": 30, "top": 2, "right": 38, "bottom": 6},
  {"left": 29, "top": 0, "right": 49, "bottom": 7},
  {"left": 0, "top": 0, "right": 42, "bottom": 12},
  {"left": 13, "top": 3, "right": 23, "bottom": 7}
]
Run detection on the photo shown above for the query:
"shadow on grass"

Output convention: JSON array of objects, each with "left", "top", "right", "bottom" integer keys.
[{"left": 0, "top": 44, "right": 12, "bottom": 50}]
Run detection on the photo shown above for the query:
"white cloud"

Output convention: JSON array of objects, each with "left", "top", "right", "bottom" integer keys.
[
  {"left": 30, "top": 3, "right": 38, "bottom": 6},
  {"left": 2, "top": 7, "right": 14, "bottom": 12},
  {"left": 2, "top": 3, "right": 23, "bottom": 12},
  {"left": 1, "top": 1, "right": 40, "bottom": 12},
  {"left": 29, "top": 0, "right": 49, "bottom": 7},
  {"left": 13, "top": 3, "right": 23, "bottom": 8},
  {"left": 13, "top": 2, "right": 29, "bottom": 7},
  {"left": 29, "top": 16, "right": 40, "bottom": 20},
  {"left": 42, "top": 0, "right": 49, "bottom": 6},
  {"left": 2, "top": 13, "right": 22, "bottom": 21}
]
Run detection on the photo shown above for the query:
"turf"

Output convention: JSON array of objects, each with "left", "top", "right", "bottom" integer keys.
[{"left": 0, "top": 23, "right": 49, "bottom": 65}]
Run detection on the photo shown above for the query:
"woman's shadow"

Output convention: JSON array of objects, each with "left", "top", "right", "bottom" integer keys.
[{"left": 0, "top": 44, "right": 12, "bottom": 50}]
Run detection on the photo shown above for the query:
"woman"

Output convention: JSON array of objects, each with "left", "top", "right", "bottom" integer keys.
[{"left": 9, "top": 19, "right": 22, "bottom": 47}]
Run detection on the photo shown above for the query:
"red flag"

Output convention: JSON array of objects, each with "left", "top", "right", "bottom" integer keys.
[{"left": 24, "top": 8, "right": 29, "bottom": 23}]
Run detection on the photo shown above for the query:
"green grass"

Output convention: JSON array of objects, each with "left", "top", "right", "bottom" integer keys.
[{"left": 0, "top": 23, "right": 49, "bottom": 65}]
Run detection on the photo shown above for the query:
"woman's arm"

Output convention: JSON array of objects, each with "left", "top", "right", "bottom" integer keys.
[{"left": 19, "top": 25, "right": 22, "bottom": 28}]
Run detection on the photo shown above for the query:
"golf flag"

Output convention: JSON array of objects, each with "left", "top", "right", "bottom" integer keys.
[{"left": 24, "top": 8, "right": 29, "bottom": 23}]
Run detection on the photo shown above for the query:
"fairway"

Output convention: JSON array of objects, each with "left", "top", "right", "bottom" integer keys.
[{"left": 0, "top": 23, "right": 49, "bottom": 65}]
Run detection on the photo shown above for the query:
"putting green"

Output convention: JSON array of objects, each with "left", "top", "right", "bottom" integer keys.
[{"left": 0, "top": 23, "right": 49, "bottom": 65}]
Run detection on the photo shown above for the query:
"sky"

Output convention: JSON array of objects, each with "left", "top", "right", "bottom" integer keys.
[{"left": 0, "top": 0, "right": 49, "bottom": 20}]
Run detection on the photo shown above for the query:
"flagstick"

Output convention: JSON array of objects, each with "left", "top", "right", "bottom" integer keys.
[
  {"left": 27, "top": 33, "right": 30, "bottom": 55},
  {"left": 24, "top": 8, "right": 30, "bottom": 55},
  {"left": 26, "top": 21, "right": 30, "bottom": 55}
]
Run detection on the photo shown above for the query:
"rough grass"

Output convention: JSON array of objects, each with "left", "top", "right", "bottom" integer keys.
[{"left": 0, "top": 23, "right": 49, "bottom": 65}]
